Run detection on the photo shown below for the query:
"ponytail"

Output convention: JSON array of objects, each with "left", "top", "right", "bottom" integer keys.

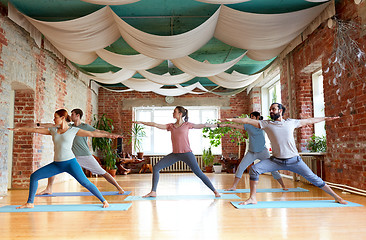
[
  {"left": 176, "top": 106, "right": 189, "bottom": 122},
  {"left": 250, "top": 111, "right": 263, "bottom": 120},
  {"left": 55, "top": 109, "right": 71, "bottom": 122}
]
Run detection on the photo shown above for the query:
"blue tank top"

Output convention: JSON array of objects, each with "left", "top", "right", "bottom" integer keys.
[{"left": 244, "top": 124, "right": 266, "bottom": 153}]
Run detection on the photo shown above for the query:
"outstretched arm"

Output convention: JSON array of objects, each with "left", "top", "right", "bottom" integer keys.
[
  {"left": 221, "top": 118, "right": 261, "bottom": 129},
  {"left": 299, "top": 116, "right": 340, "bottom": 127},
  {"left": 220, "top": 123, "right": 245, "bottom": 130},
  {"left": 191, "top": 123, "right": 218, "bottom": 129},
  {"left": 133, "top": 121, "right": 167, "bottom": 130},
  {"left": 76, "top": 129, "right": 121, "bottom": 138},
  {"left": 8, "top": 127, "right": 51, "bottom": 135}
]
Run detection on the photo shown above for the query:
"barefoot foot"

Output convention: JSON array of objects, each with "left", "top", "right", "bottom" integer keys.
[
  {"left": 36, "top": 189, "right": 52, "bottom": 195},
  {"left": 16, "top": 203, "right": 34, "bottom": 209},
  {"left": 102, "top": 201, "right": 109, "bottom": 208},
  {"left": 143, "top": 191, "right": 157, "bottom": 198},
  {"left": 214, "top": 191, "right": 221, "bottom": 198},
  {"left": 336, "top": 198, "right": 348, "bottom": 205},
  {"left": 225, "top": 187, "right": 237, "bottom": 191},
  {"left": 118, "top": 188, "right": 125, "bottom": 194},
  {"left": 238, "top": 197, "right": 257, "bottom": 205},
  {"left": 282, "top": 188, "right": 289, "bottom": 191}
]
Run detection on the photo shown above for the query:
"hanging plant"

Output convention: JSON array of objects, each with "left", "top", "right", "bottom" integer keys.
[{"left": 326, "top": 18, "right": 366, "bottom": 81}]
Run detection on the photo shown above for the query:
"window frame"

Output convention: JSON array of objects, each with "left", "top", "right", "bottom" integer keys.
[{"left": 133, "top": 106, "right": 221, "bottom": 155}]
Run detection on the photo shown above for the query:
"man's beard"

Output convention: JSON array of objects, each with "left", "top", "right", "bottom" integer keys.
[{"left": 270, "top": 113, "right": 281, "bottom": 120}]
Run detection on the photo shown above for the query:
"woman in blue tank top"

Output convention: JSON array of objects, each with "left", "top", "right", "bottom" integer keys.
[{"left": 9, "top": 109, "right": 121, "bottom": 209}]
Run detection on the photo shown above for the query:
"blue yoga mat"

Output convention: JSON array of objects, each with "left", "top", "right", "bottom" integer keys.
[
  {"left": 230, "top": 200, "right": 363, "bottom": 209},
  {"left": 36, "top": 191, "right": 131, "bottom": 197},
  {"left": 0, "top": 203, "right": 132, "bottom": 212},
  {"left": 124, "top": 194, "right": 240, "bottom": 201},
  {"left": 218, "top": 187, "right": 309, "bottom": 193}
]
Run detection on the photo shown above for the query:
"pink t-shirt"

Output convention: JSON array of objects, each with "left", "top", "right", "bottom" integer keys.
[{"left": 167, "top": 122, "right": 194, "bottom": 153}]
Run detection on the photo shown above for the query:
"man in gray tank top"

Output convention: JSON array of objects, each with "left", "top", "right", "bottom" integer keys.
[
  {"left": 38, "top": 109, "right": 125, "bottom": 195},
  {"left": 224, "top": 103, "right": 347, "bottom": 205}
]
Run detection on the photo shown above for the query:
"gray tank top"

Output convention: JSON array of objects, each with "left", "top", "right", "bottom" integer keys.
[{"left": 49, "top": 127, "right": 80, "bottom": 162}]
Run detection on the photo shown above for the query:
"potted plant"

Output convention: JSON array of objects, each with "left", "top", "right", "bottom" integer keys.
[
  {"left": 213, "top": 162, "right": 222, "bottom": 173},
  {"left": 202, "top": 147, "right": 214, "bottom": 173},
  {"left": 307, "top": 134, "right": 326, "bottom": 152},
  {"left": 129, "top": 123, "right": 146, "bottom": 159},
  {"left": 202, "top": 115, "right": 248, "bottom": 158},
  {"left": 92, "top": 114, "right": 118, "bottom": 176}
]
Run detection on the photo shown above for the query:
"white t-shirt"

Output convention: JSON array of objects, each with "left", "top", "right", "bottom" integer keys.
[
  {"left": 259, "top": 119, "right": 301, "bottom": 159},
  {"left": 49, "top": 127, "right": 80, "bottom": 162}
]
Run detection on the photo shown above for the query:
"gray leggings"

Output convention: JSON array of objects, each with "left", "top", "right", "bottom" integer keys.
[
  {"left": 250, "top": 156, "right": 325, "bottom": 188},
  {"left": 235, "top": 148, "right": 281, "bottom": 180},
  {"left": 151, "top": 152, "right": 216, "bottom": 192}
]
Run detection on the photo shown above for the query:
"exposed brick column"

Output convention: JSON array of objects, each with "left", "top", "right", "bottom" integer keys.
[
  {"left": 85, "top": 88, "right": 93, "bottom": 124},
  {"left": 33, "top": 50, "right": 46, "bottom": 170},
  {"left": 54, "top": 64, "right": 67, "bottom": 109},
  {"left": 12, "top": 90, "right": 35, "bottom": 188},
  {"left": 249, "top": 87, "right": 261, "bottom": 113},
  {"left": 294, "top": 73, "right": 314, "bottom": 151}
]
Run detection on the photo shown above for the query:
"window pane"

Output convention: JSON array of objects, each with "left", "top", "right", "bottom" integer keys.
[
  {"left": 312, "top": 71, "right": 326, "bottom": 137},
  {"left": 134, "top": 106, "right": 220, "bottom": 155}
]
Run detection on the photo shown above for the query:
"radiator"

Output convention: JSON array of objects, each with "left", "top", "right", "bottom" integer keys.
[
  {"left": 298, "top": 154, "right": 324, "bottom": 184},
  {"left": 148, "top": 155, "right": 204, "bottom": 172}
]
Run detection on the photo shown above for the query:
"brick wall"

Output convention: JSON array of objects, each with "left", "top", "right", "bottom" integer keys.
[
  {"left": 280, "top": 0, "right": 366, "bottom": 189},
  {"left": 249, "top": 87, "right": 261, "bottom": 113},
  {"left": 0, "top": 9, "right": 98, "bottom": 194},
  {"left": 12, "top": 90, "right": 36, "bottom": 188},
  {"left": 98, "top": 89, "right": 250, "bottom": 159}
]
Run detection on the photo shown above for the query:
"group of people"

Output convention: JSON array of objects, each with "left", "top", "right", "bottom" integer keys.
[{"left": 9, "top": 103, "right": 347, "bottom": 209}]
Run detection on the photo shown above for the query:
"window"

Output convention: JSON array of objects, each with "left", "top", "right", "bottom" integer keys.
[
  {"left": 261, "top": 74, "right": 281, "bottom": 151},
  {"left": 261, "top": 75, "right": 281, "bottom": 120},
  {"left": 312, "top": 70, "right": 326, "bottom": 137},
  {"left": 134, "top": 106, "right": 220, "bottom": 155}
]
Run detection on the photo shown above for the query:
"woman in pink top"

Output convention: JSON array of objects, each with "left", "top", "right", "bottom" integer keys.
[{"left": 134, "top": 106, "right": 221, "bottom": 198}]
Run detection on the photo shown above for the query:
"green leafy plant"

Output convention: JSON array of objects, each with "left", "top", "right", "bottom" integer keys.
[
  {"left": 202, "top": 114, "right": 248, "bottom": 156},
  {"left": 129, "top": 123, "right": 146, "bottom": 153},
  {"left": 307, "top": 134, "right": 327, "bottom": 152},
  {"left": 92, "top": 114, "right": 118, "bottom": 170},
  {"left": 202, "top": 147, "right": 214, "bottom": 166}
]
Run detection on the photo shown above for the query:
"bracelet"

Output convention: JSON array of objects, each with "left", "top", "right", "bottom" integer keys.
[
  {"left": 36, "top": 123, "right": 40, "bottom": 127},
  {"left": 217, "top": 124, "right": 220, "bottom": 127}
]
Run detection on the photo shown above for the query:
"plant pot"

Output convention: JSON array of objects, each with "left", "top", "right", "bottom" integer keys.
[
  {"left": 213, "top": 165, "right": 222, "bottom": 173},
  {"left": 137, "top": 152, "right": 144, "bottom": 159},
  {"left": 107, "top": 169, "right": 117, "bottom": 177},
  {"left": 205, "top": 166, "right": 213, "bottom": 173}
]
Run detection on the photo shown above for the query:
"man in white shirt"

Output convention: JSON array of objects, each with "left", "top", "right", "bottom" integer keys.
[{"left": 225, "top": 103, "right": 347, "bottom": 205}]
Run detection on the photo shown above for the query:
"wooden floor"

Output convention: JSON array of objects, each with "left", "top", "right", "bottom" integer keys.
[{"left": 0, "top": 173, "right": 365, "bottom": 240}]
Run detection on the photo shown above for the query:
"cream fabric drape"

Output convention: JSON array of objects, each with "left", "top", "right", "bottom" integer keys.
[
  {"left": 7, "top": 4, "right": 42, "bottom": 48},
  {"left": 138, "top": 71, "right": 195, "bottom": 85},
  {"left": 122, "top": 78, "right": 163, "bottom": 91},
  {"left": 7, "top": 2, "right": 331, "bottom": 95},
  {"left": 154, "top": 83, "right": 209, "bottom": 96},
  {"left": 23, "top": 7, "right": 120, "bottom": 53},
  {"left": 208, "top": 72, "right": 261, "bottom": 89},
  {"left": 214, "top": 4, "right": 328, "bottom": 60},
  {"left": 171, "top": 52, "right": 246, "bottom": 77},
  {"left": 96, "top": 49, "right": 163, "bottom": 70},
  {"left": 110, "top": 7, "right": 221, "bottom": 59},
  {"left": 89, "top": 69, "right": 136, "bottom": 84},
  {"left": 81, "top": 0, "right": 140, "bottom": 5}
]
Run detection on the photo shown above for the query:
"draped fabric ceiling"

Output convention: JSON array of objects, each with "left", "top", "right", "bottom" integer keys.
[{"left": 5, "top": 0, "right": 331, "bottom": 96}]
